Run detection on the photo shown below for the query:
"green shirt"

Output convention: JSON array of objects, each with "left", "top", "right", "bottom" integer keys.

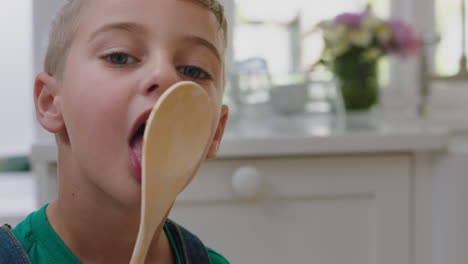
[{"left": 12, "top": 205, "right": 229, "bottom": 264}]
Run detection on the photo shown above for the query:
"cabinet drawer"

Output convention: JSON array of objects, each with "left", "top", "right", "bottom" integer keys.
[
  {"left": 177, "top": 154, "right": 411, "bottom": 202},
  {"left": 172, "top": 154, "right": 412, "bottom": 264}
]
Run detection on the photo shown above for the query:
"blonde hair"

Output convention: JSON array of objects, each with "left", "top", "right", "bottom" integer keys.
[{"left": 44, "top": 0, "right": 228, "bottom": 77}]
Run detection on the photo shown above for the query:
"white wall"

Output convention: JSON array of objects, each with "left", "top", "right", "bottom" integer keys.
[{"left": 0, "top": 0, "right": 33, "bottom": 157}]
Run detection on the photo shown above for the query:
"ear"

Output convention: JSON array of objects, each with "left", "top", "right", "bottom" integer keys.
[
  {"left": 34, "top": 72, "right": 64, "bottom": 133},
  {"left": 206, "top": 104, "right": 229, "bottom": 159}
]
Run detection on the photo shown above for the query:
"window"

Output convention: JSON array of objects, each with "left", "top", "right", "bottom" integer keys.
[
  {"left": 229, "top": 0, "right": 462, "bottom": 115},
  {"left": 234, "top": 0, "right": 390, "bottom": 76},
  {"left": 435, "top": 0, "right": 465, "bottom": 76},
  {"left": 229, "top": 0, "right": 390, "bottom": 110}
]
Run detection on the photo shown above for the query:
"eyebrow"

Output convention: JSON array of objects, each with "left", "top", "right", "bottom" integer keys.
[
  {"left": 88, "top": 22, "right": 147, "bottom": 42},
  {"left": 181, "top": 35, "right": 222, "bottom": 63},
  {"left": 88, "top": 22, "right": 221, "bottom": 62}
]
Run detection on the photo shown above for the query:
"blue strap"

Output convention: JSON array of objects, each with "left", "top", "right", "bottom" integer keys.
[
  {"left": 166, "top": 220, "right": 211, "bottom": 264},
  {"left": 0, "top": 224, "right": 31, "bottom": 264}
]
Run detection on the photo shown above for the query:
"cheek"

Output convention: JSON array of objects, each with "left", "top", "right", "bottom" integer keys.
[
  {"left": 209, "top": 92, "right": 223, "bottom": 138},
  {"left": 61, "top": 73, "right": 131, "bottom": 152},
  {"left": 206, "top": 83, "right": 222, "bottom": 119}
]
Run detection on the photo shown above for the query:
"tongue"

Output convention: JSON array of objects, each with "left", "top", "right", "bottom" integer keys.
[
  {"left": 130, "top": 134, "right": 144, "bottom": 181},
  {"left": 132, "top": 135, "right": 143, "bottom": 162}
]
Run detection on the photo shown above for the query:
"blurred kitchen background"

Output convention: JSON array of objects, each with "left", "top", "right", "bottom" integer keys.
[{"left": 1, "top": 0, "right": 468, "bottom": 263}]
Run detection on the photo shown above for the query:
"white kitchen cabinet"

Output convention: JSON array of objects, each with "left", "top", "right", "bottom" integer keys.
[
  {"left": 172, "top": 154, "right": 412, "bottom": 264},
  {"left": 31, "top": 114, "right": 447, "bottom": 263},
  {"left": 169, "top": 115, "right": 445, "bottom": 264}
]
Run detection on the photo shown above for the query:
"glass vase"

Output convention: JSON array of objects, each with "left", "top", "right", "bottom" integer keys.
[{"left": 332, "top": 51, "right": 379, "bottom": 112}]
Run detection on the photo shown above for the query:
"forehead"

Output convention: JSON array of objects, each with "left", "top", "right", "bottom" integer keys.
[{"left": 75, "top": 0, "right": 222, "bottom": 48}]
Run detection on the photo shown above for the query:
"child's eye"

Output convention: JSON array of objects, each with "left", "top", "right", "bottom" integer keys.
[
  {"left": 104, "top": 53, "right": 138, "bottom": 65},
  {"left": 177, "top": 66, "right": 211, "bottom": 80}
]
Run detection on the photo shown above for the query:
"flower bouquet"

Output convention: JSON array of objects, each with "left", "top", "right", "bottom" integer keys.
[{"left": 317, "top": 10, "right": 420, "bottom": 111}]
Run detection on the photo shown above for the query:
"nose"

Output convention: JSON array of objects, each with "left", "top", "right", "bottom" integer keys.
[{"left": 139, "top": 58, "right": 180, "bottom": 96}]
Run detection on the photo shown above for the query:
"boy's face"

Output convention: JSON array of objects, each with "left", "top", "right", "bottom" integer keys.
[{"left": 36, "top": 0, "right": 228, "bottom": 206}]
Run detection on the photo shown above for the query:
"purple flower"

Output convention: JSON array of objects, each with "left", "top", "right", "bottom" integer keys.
[
  {"left": 385, "top": 19, "right": 421, "bottom": 58},
  {"left": 318, "top": 10, "right": 421, "bottom": 60},
  {"left": 334, "top": 12, "right": 365, "bottom": 29}
]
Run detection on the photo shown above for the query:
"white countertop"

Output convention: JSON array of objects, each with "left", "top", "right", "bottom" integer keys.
[
  {"left": 219, "top": 112, "right": 448, "bottom": 157},
  {"left": 31, "top": 112, "right": 449, "bottom": 161}
]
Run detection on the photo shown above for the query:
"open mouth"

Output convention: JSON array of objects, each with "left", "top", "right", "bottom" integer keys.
[
  {"left": 129, "top": 110, "right": 152, "bottom": 183},
  {"left": 130, "top": 121, "right": 145, "bottom": 160}
]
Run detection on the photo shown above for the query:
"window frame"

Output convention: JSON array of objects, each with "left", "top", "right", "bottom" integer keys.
[{"left": 388, "top": 0, "right": 435, "bottom": 104}]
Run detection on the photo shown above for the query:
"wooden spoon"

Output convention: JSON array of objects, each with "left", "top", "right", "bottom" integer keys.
[{"left": 129, "top": 81, "right": 213, "bottom": 264}]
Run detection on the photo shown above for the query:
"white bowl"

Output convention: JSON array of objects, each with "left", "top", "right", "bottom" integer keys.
[{"left": 270, "top": 83, "right": 309, "bottom": 114}]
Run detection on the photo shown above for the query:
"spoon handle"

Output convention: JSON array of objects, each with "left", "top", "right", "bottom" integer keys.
[{"left": 129, "top": 194, "right": 172, "bottom": 264}]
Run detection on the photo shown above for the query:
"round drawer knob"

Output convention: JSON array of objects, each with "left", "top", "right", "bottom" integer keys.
[{"left": 231, "top": 166, "right": 262, "bottom": 198}]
